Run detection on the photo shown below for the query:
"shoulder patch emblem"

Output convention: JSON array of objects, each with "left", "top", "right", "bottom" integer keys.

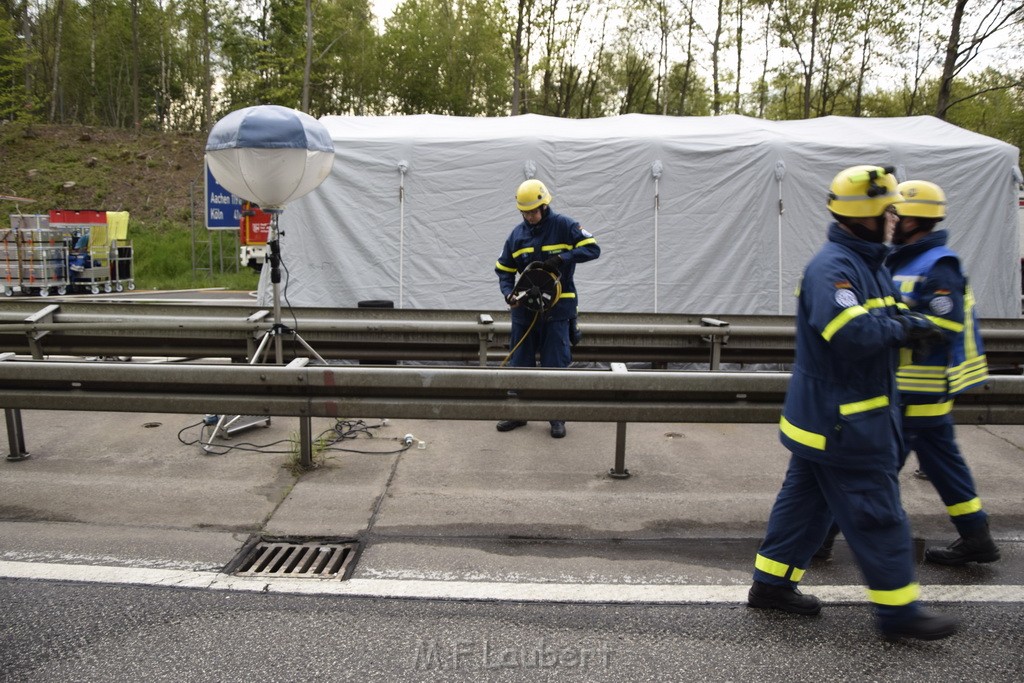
[
  {"left": 930, "top": 295, "right": 954, "bottom": 316},
  {"left": 834, "top": 289, "right": 859, "bottom": 309},
  {"left": 580, "top": 228, "right": 593, "bottom": 238}
]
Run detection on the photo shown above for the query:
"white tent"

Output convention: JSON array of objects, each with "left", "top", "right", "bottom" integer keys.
[{"left": 260, "top": 114, "right": 1022, "bottom": 318}]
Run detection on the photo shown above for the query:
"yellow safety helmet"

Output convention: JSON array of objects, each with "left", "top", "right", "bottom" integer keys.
[
  {"left": 894, "top": 180, "right": 946, "bottom": 220},
  {"left": 827, "top": 165, "right": 900, "bottom": 218},
  {"left": 516, "top": 179, "right": 552, "bottom": 211}
]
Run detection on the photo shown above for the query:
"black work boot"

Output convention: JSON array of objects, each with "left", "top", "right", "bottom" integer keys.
[
  {"left": 747, "top": 581, "right": 821, "bottom": 616},
  {"left": 496, "top": 420, "right": 527, "bottom": 432},
  {"left": 880, "top": 609, "right": 958, "bottom": 641},
  {"left": 550, "top": 421, "right": 566, "bottom": 438},
  {"left": 925, "top": 523, "right": 1000, "bottom": 565}
]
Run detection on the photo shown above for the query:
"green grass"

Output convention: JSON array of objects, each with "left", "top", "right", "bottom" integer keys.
[{"left": 131, "top": 219, "right": 260, "bottom": 291}]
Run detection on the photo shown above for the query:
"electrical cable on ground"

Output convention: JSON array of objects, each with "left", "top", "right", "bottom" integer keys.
[{"left": 178, "top": 418, "right": 414, "bottom": 456}]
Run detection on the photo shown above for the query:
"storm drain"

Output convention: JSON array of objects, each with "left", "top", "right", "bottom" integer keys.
[{"left": 230, "top": 537, "right": 359, "bottom": 579}]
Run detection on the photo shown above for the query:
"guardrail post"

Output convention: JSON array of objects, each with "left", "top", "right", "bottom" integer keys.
[
  {"left": 701, "top": 317, "right": 729, "bottom": 371},
  {"left": 25, "top": 304, "right": 60, "bottom": 360},
  {"left": 299, "top": 414, "right": 313, "bottom": 469},
  {"left": 608, "top": 363, "right": 631, "bottom": 478},
  {"left": 477, "top": 314, "right": 494, "bottom": 367},
  {"left": 4, "top": 408, "right": 29, "bottom": 461},
  {"left": 610, "top": 421, "right": 630, "bottom": 479}
]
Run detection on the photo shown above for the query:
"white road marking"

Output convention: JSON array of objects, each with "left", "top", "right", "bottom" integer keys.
[{"left": 1, "top": 560, "right": 1021, "bottom": 603}]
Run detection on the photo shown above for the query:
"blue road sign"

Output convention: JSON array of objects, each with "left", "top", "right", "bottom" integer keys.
[{"left": 205, "top": 161, "right": 244, "bottom": 230}]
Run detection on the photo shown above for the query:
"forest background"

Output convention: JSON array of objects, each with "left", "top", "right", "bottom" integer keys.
[{"left": 0, "top": 0, "right": 1022, "bottom": 290}]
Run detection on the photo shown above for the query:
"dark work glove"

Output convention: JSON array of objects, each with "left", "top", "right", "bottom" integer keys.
[
  {"left": 505, "top": 292, "right": 519, "bottom": 307},
  {"left": 897, "top": 311, "right": 944, "bottom": 351},
  {"left": 542, "top": 255, "right": 563, "bottom": 273}
]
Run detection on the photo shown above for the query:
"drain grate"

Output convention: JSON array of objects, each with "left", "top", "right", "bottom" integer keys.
[{"left": 231, "top": 538, "right": 359, "bottom": 579}]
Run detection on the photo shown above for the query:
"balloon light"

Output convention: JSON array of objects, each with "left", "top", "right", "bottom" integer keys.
[
  {"left": 201, "top": 105, "right": 335, "bottom": 373},
  {"left": 205, "top": 105, "right": 334, "bottom": 212}
]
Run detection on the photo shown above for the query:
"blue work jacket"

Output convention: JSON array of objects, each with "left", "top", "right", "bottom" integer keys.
[
  {"left": 779, "top": 223, "right": 908, "bottom": 469},
  {"left": 886, "top": 230, "right": 988, "bottom": 425},
  {"left": 495, "top": 209, "right": 600, "bottom": 322}
]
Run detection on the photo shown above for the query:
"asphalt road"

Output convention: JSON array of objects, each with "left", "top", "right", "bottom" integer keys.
[{"left": 3, "top": 579, "right": 1024, "bottom": 682}]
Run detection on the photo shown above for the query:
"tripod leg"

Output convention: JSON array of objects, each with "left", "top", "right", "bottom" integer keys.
[
  {"left": 250, "top": 329, "right": 274, "bottom": 365},
  {"left": 292, "top": 332, "right": 328, "bottom": 365}
]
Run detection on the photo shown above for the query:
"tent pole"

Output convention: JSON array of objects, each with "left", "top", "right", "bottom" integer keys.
[
  {"left": 778, "top": 184, "right": 783, "bottom": 314},
  {"left": 398, "top": 162, "right": 407, "bottom": 309},
  {"left": 651, "top": 160, "right": 663, "bottom": 314},
  {"left": 654, "top": 177, "right": 660, "bottom": 314}
]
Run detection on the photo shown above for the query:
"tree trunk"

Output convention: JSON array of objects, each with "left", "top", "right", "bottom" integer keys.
[
  {"left": 22, "top": 0, "right": 33, "bottom": 117},
  {"left": 757, "top": 1, "right": 773, "bottom": 118},
  {"left": 48, "top": 0, "right": 66, "bottom": 123},
  {"left": 735, "top": 0, "right": 743, "bottom": 113},
  {"left": 803, "top": 0, "right": 819, "bottom": 119},
  {"left": 302, "top": 0, "right": 313, "bottom": 113},
  {"left": 512, "top": 0, "right": 528, "bottom": 114},
  {"left": 854, "top": 4, "right": 872, "bottom": 117},
  {"left": 680, "top": 1, "right": 696, "bottom": 115},
  {"left": 935, "top": 0, "right": 968, "bottom": 120},
  {"left": 202, "top": 0, "right": 212, "bottom": 131},
  {"left": 712, "top": 0, "right": 725, "bottom": 114},
  {"left": 131, "top": 0, "right": 140, "bottom": 130}
]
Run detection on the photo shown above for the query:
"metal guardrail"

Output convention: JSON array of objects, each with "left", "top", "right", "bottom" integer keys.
[
  {"left": 2, "top": 355, "right": 1022, "bottom": 474},
  {"left": 1, "top": 300, "right": 1023, "bottom": 367}
]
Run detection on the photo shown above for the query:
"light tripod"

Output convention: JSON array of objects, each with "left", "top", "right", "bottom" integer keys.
[{"left": 202, "top": 212, "right": 325, "bottom": 452}]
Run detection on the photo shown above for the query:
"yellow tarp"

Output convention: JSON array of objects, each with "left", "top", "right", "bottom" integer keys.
[{"left": 106, "top": 211, "right": 129, "bottom": 240}]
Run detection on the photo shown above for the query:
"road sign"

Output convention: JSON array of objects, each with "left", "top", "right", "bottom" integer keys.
[{"left": 205, "top": 160, "right": 244, "bottom": 230}]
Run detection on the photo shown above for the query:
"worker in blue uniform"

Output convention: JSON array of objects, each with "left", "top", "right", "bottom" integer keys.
[
  {"left": 887, "top": 179, "right": 999, "bottom": 565},
  {"left": 748, "top": 165, "right": 958, "bottom": 641},
  {"left": 494, "top": 179, "right": 600, "bottom": 439}
]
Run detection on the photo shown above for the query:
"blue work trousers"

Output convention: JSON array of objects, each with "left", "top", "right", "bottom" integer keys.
[
  {"left": 755, "top": 454, "right": 921, "bottom": 625},
  {"left": 509, "top": 316, "right": 571, "bottom": 368},
  {"left": 903, "top": 421, "right": 987, "bottom": 535}
]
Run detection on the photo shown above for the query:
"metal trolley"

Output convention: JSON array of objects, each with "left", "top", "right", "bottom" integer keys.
[
  {"left": 1, "top": 215, "right": 72, "bottom": 297},
  {"left": 51, "top": 210, "right": 136, "bottom": 294}
]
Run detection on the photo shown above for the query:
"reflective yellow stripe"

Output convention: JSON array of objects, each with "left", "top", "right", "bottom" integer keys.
[
  {"left": 896, "top": 379, "right": 947, "bottom": 393},
  {"left": 899, "top": 280, "right": 916, "bottom": 294},
  {"left": 574, "top": 237, "right": 597, "bottom": 248},
  {"left": 866, "top": 582, "right": 920, "bottom": 607},
  {"left": 495, "top": 261, "right": 517, "bottom": 273},
  {"left": 791, "top": 567, "right": 805, "bottom": 582},
  {"left": 754, "top": 554, "right": 789, "bottom": 578},
  {"left": 864, "top": 296, "right": 896, "bottom": 310},
  {"left": 839, "top": 395, "right": 888, "bottom": 415},
  {"left": 948, "top": 497, "right": 983, "bottom": 517},
  {"left": 964, "top": 286, "right": 980, "bottom": 359},
  {"left": 541, "top": 244, "right": 571, "bottom": 253},
  {"left": 947, "top": 355, "right": 989, "bottom": 393},
  {"left": 780, "top": 416, "right": 826, "bottom": 451},
  {"left": 511, "top": 247, "right": 535, "bottom": 259},
  {"left": 899, "top": 365, "right": 947, "bottom": 378},
  {"left": 904, "top": 400, "right": 953, "bottom": 418},
  {"left": 926, "top": 314, "right": 963, "bottom": 333},
  {"left": 822, "top": 305, "right": 868, "bottom": 342},
  {"left": 897, "top": 364, "right": 949, "bottom": 393},
  {"left": 558, "top": 292, "right": 576, "bottom": 299}
]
